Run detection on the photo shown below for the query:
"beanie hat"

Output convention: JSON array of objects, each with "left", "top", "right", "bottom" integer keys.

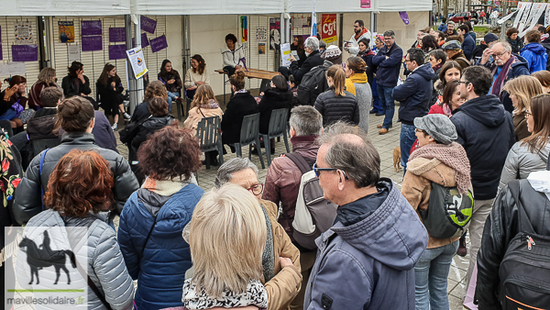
[
  {"left": 322, "top": 45, "right": 343, "bottom": 64},
  {"left": 484, "top": 33, "right": 499, "bottom": 45},
  {"left": 414, "top": 114, "right": 457, "bottom": 145},
  {"left": 441, "top": 40, "right": 461, "bottom": 50}
]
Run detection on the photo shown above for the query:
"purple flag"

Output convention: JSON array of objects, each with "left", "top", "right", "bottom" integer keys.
[
  {"left": 399, "top": 12, "right": 410, "bottom": 25},
  {"left": 109, "top": 44, "right": 127, "bottom": 60},
  {"left": 81, "top": 20, "right": 102, "bottom": 36},
  {"left": 82, "top": 35, "right": 103, "bottom": 52},
  {"left": 0, "top": 44, "right": 3, "bottom": 61},
  {"left": 12, "top": 45, "right": 38, "bottom": 62},
  {"left": 150, "top": 35, "right": 168, "bottom": 53},
  {"left": 109, "top": 27, "right": 126, "bottom": 42},
  {"left": 132, "top": 33, "right": 150, "bottom": 48},
  {"left": 141, "top": 16, "right": 157, "bottom": 34}
]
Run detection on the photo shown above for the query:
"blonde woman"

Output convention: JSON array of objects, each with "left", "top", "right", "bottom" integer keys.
[
  {"left": 531, "top": 70, "right": 550, "bottom": 94},
  {"left": 183, "top": 85, "right": 223, "bottom": 137},
  {"left": 314, "top": 65, "right": 359, "bottom": 127},
  {"left": 28, "top": 67, "right": 58, "bottom": 110},
  {"left": 503, "top": 75, "right": 543, "bottom": 141},
  {"left": 183, "top": 184, "right": 268, "bottom": 310}
]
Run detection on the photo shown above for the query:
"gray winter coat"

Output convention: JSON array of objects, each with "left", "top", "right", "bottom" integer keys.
[
  {"left": 353, "top": 81, "right": 372, "bottom": 134},
  {"left": 498, "top": 140, "right": 550, "bottom": 192},
  {"left": 16, "top": 209, "right": 134, "bottom": 310},
  {"left": 303, "top": 179, "right": 428, "bottom": 310}
]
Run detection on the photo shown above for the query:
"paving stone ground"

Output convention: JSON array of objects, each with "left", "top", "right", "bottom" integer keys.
[{"left": 115, "top": 102, "right": 470, "bottom": 309}]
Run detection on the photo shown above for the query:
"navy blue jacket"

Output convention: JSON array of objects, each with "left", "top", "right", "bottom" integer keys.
[
  {"left": 482, "top": 54, "right": 530, "bottom": 113},
  {"left": 372, "top": 43, "right": 403, "bottom": 87},
  {"left": 462, "top": 33, "right": 476, "bottom": 60},
  {"left": 392, "top": 63, "right": 434, "bottom": 125},
  {"left": 451, "top": 95, "right": 515, "bottom": 200},
  {"left": 118, "top": 184, "right": 204, "bottom": 310}
]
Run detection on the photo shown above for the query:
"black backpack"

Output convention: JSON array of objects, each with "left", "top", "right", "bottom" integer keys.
[
  {"left": 297, "top": 65, "right": 329, "bottom": 106},
  {"left": 497, "top": 158, "right": 550, "bottom": 309}
]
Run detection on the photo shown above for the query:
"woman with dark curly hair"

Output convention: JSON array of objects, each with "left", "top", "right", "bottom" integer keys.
[
  {"left": 158, "top": 59, "right": 183, "bottom": 113},
  {"left": 17, "top": 149, "right": 134, "bottom": 309},
  {"left": 131, "top": 80, "right": 169, "bottom": 122},
  {"left": 118, "top": 125, "right": 205, "bottom": 310}
]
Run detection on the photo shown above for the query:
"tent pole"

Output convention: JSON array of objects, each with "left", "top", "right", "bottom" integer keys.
[
  {"left": 125, "top": 15, "right": 138, "bottom": 115},
  {"left": 134, "top": 14, "right": 144, "bottom": 105}
]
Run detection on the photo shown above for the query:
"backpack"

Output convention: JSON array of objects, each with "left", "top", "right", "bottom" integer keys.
[
  {"left": 285, "top": 152, "right": 338, "bottom": 250},
  {"left": 297, "top": 65, "right": 329, "bottom": 106},
  {"left": 419, "top": 183, "right": 474, "bottom": 239},
  {"left": 497, "top": 160, "right": 550, "bottom": 309}
]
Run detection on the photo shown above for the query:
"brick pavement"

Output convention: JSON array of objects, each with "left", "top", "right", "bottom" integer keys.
[{"left": 115, "top": 110, "right": 470, "bottom": 309}]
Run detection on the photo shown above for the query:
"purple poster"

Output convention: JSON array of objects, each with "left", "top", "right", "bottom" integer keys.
[
  {"left": 12, "top": 45, "right": 38, "bottom": 62},
  {"left": 109, "top": 44, "right": 127, "bottom": 60},
  {"left": 0, "top": 44, "right": 3, "bottom": 61},
  {"left": 141, "top": 16, "right": 157, "bottom": 34},
  {"left": 82, "top": 35, "right": 103, "bottom": 52},
  {"left": 81, "top": 20, "right": 102, "bottom": 36},
  {"left": 109, "top": 27, "right": 126, "bottom": 42},
  {"left": 132, "top": 33, "right": 149, "bottom": 48},
  {"left": 150, "top": 35, "right": 168, "bottom": 53}
]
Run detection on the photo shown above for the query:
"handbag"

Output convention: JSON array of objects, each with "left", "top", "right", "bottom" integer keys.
[{"left": 119, "top": 115, "right": 152, "bottom": 144}]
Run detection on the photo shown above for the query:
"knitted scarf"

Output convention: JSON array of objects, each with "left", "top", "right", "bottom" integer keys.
[
  {"left": 182, "top": 279, "right": 268, "bottom": 310},
  {"left": 491, "top": 56, "right": 516, "bottom": 97},
  {"left": 260, "top": 204, "right": 275, "bottom": 283},
  {"left": 141, "top": 175, "right": 198, "bottom": 196},
  {"left": 409, "top": 142, "right": 471, "bottom": 194}
]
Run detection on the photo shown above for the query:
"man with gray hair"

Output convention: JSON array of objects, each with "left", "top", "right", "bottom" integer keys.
[
  {"left": 284, "top": 36, "right": 324, "bottom": 84},
  {"left": 215, "top": 157, "right": 302, "bottom": 310},
  {"left": 263, "top": 106, "right": 323, "bottom": 309},
  {"left": 479, "top": 41, "right": 530, "bottom": 112},
  {"left": 303, "top": 123, "right": 428, "bottom": 309}
]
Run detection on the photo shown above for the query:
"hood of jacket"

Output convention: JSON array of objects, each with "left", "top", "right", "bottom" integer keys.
[
  {"left": 522, "top": 43, "right": 547, "bottom": 56},
  {"left": 407, "top": 157, "right": 457, "bottom": 187},
  {"left": 411, "top": 63, "right": 435, "bottom": 82},
  {"left": 142, "top": 115, "right": 174, "bottom": 130},
  {"left": 456, "top": 95, "right": 506, "bottom": 128},
  {"left": 510, "top": 54, "right": 530, "bottom": 71},
  {"left": 327, "top": 178, "right": 428, "bottom": 270},
  {"left": 528, "top": 171, "right": 550, "bottom": 201},
  {"left": 137, "top": 188, "right": 171, "bottom": 217}
]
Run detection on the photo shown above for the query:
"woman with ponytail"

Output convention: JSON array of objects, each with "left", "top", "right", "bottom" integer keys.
[
  {"left": 345, "top": 57, "right": 372, "bottom": 133},
  {"left": 314, "top": 65, "right": 359, "bottom": 127}
]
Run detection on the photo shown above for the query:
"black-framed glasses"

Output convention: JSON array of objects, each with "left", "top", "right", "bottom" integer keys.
[
  {"left": 246, "top": 183, "right": 264, "bottom": 196},
  {"left": 457, "top": 80, "right": 469, "bottom": 85},
  {"left": 493, "top": 51, "right": 509, "bottom": 58},
  {"left": 312, "top": 163, "right": 349, "bottom": 179}
]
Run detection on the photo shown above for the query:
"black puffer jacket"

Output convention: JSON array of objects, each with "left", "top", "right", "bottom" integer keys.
[
  {"left": 314, "top": 89, "right": 359, "bottom": 127},
  {"left": 26, "top": 108, "right": 58, "bottom": 141},
  {"left": 221, "top": 91, "right": 259, "bottom": 145},
  {"left": 476, "top": 177, "right": 550, "bottom": 309},
  {"left": 129, "top": 115, "right": 174, "bottom": 162},
  {"left": 258, "top": 88, "right": 293, "bottom": 134},
  {"left": 12, "top": 133, "right": 139, "bottom": 225}
]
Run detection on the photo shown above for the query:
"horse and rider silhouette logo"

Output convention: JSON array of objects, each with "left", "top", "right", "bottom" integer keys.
[{"left": 18, "top": 230, "right": 77, "bottom": 285}]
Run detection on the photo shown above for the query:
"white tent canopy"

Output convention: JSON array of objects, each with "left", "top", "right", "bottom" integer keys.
[{"left": 3, "top": 0, "right": 432, "bottom": 16}]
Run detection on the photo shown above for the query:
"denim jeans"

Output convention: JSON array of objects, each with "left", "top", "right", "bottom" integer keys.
[
  {"left": 377, "top": 84, "right": 395, "bottom": 129},
  {"left": 371, "top": 78, "right": 383, "bottom": 113},
  {"left": 166, "top": 91, "right": 179, "bottom": 113},
  {"left": 414, "top": 241, "right": 459, "bottom": 310},
  {"left": 400, "top": 123, "right": 417, "bottom": 170}
]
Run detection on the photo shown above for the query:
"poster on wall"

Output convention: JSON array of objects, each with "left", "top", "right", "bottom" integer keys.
[
  {"left": 68, "top": 45, "right": 81, "bottom": 62},
  {"left": 258, "top": 43, "right": 266, "bottom": 54},
  {"left": 12, "top": 44, "right": 38, "bottom": 62},
  {"left": 133, "top": 33, "right": 150, "bottom": 48},
  {"left": 58, "top": 21, "right": 75, "bottom": 43},
  {"left": 256, "top": 26, "right": 267, "bottom": 42},
  {"left": 82, "top": 35, "right": 102, "bottom": 52},
  {"left": 281, "top": 43, "right": 292, "bottom": 66},
  {"left": 109, "top": 44, "right": 127, "bottom": 60},
  {"left": 126, "top": 46, "right": 148, "bottom": 79},
  {"left": 0, "top": 44, "right": 3, "bottom": 61},
  {"left": 360, "top": 0, "right": 371, "bottom": 9},
  {"left": 321, "top": 14, "right": 337, "bottom": 43},
  {"left": 141, "top": 16, "right": 157, "bottom": 34},
  {"left": 270, "top": 18, "right": 281, "bottom": 50},
  {"left": 150, "top": 35, "right": 168, "bottom": 53},
  {"left": 81, "top": 20, "right": 102, "bottom": 36},
  {"left": 14, "top": 22, "right": 33, "bottom": 44},
  {"left": 240, "top": 16, "right": 248, "bottom": 43},
  {"left": 109, "top": 27, "right": 126, "bottom": 42}
]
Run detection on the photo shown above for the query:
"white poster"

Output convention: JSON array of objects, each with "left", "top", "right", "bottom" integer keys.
[
  {"left": 513, "top": 2, "right": 526, "bottom": 28},
  {"left": 14, "top": 21, "right": 33, "bottom": 44},
  {"left": 518, "top": 2, "right": 533, "bottom": 33},
  {"left": 281, "top": 43, "right": 292, "bottom": 66},
  {"left": 546, "top": 4, "right": 550, "bottom": 27},
  {"left": 126, "top": 46, "right": 148, "bottom": 79},
  {"left": 497, "top": 11, "right": 516, "bottom": 25},
  {"left": 520, "top": 3, "right": 546, "bottom": 37},
  {"left": 68, "top": 45, "right": 81, "bottom": 62}
]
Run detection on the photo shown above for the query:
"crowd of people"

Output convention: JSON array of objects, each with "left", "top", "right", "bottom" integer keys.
[{"left": 0, "top": 15, "right": 549, "bottom": 310}]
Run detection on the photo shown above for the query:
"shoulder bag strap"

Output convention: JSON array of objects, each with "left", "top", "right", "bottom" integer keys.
[
  {"left": 547, "top": 153, "right": 550, "bottom": 170},
  {"left": 285, "top": 152, "right": 312, "bottom": 174},
  {"left": 39, "top": 148, "right": 50, "bottom": 211},
  {"left": 508, "top": 180, "right": 536, "bottom": 235},
  {"left": 141, "top": 216, "right": 158, "bottom": 258}
]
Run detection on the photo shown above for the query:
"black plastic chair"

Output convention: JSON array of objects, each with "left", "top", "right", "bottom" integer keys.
[
  {"left": 196, "top": 116, "right": 224, "bottom": 169},
  {"left": 262, "top": 108, "right": 290, "bottom": 166},
  {"left": 31, "top": 138, "right": 61, "bottom": 157},
  {"left": 234, "top": 113, "right": 265, "bottom": 169}
]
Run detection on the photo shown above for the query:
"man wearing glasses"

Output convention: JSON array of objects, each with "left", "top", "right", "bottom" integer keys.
[
  {"left": 371, "top": 30, "right": 403, "bottom": 135},
  {"left": 214, "top": 157, "right": 302, "bottom": 310},
  {"left": 303, "top": 122, "right": 428, "bottom": 310},
  {"left": 451, "top": 66, "right": 515, "bottom": 298},
  {"left": 479, "top": 41, "right": 530, "bottom": 113}
]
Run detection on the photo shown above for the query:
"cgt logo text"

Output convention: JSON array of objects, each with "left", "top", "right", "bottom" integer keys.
[
  {"left": 7, "top": 296, "right": 85, "bottom": 305},
  {"left": 322, "top": 16, "right": 336, "bottom": 37}
]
